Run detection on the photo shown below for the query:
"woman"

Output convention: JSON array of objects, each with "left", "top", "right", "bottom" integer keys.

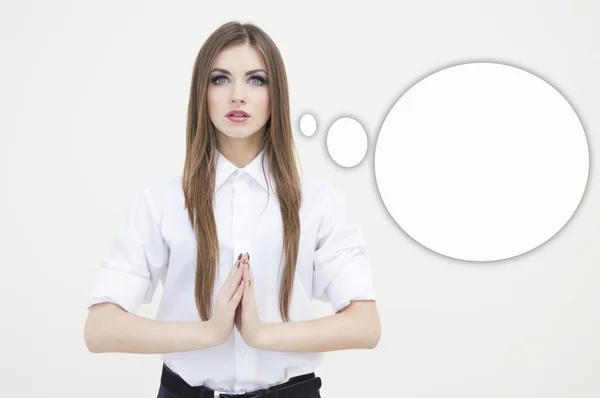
[{"left": 84, "top": 21, "right": 380, "bottom": 398}]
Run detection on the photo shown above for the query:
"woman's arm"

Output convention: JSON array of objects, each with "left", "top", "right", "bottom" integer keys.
[
  {"left": 84, "top": 302, "right": 219, "bottom": 354},
  {"left": 256, "top": 300, "right": 380, "bottom": 353}
]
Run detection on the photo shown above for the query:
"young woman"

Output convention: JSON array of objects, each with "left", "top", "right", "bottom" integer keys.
[{"left": 84, "top": 21, "right": 380, "bottom": 398}]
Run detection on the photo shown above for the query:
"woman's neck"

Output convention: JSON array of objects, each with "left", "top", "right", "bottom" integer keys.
[{"left": 215, "top": 130, "right": 264, "bottom": 168}]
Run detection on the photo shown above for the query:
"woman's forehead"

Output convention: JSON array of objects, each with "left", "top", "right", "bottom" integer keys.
[{"left": 211, "top": 44, "right": 266, "bottom": 72}]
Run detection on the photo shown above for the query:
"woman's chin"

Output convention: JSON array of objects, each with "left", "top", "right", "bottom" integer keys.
[{"left": 217, "top": 127, "right": 263, "bottom": 140}]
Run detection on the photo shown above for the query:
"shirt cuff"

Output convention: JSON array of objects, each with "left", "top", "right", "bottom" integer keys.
[
  {"left": 326, "top": 255, "right": 377, "bottom": 314},
  {"left": 87, "top": 267, "right": 152, "bottom": 314}
]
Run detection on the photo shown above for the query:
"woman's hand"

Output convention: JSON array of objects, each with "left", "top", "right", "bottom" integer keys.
[
  {"left": 235, "top": 253, "right": 265, "bottom": 348},
  {"left": 207, "top": 255, "right": 245, "bottom": 345}
]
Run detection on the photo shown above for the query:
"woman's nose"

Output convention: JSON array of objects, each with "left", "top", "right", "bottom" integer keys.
[{"left": 230, "top": 81, "right": 246, "bottom": 103}]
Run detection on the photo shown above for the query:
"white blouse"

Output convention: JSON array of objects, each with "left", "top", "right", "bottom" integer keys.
[{"left": 87, "top": 149, "right": 377, "bottom": 394}]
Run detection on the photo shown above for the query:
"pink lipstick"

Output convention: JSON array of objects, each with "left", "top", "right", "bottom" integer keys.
[{"left": 226, "top": 109, "right": 250, "bottom": 123}]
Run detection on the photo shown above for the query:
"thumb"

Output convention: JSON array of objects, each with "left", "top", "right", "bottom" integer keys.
[
  {"left": 242, "top": 264, "right": 251, "bottom": 303},
  {"left": 228, "top": 278, "right": 244, "bottom": 312}
]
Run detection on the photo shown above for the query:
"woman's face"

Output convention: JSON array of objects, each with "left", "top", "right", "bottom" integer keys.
[{"left": 207, "top": 44, "right": 271, "bottom": 141}]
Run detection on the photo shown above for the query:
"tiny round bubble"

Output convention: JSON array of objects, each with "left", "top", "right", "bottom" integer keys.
[
  {"left": 374, "top": 62, "right": 589, "bottom": 262},
  {"left": 326, "top": 117, "right": 368, "bottom": 168},
  {"left": 299, "top": 113, "right": 317, "bottom": 137}
]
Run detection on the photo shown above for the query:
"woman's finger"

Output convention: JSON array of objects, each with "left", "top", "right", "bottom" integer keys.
[
  {"left": 228, "top": 278, "right": 245, "bottom": 310},
  {"left": 249, "top": 266, "right": 255, "bottom": 296},
  {"left": 244, "top": 259, "right": 253, "bottom": 288},
  {"left": 226, "top": 262, "right": 244, "bottom": 299},
  {"left": 224, "top": 254, "right": 243, "bottom": 284},
  {"left": 242, "top": 263, "right": 252, "bottom": 303}
]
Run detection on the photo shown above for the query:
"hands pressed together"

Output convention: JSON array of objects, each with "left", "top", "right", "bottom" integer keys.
[{"left": 208, "top": 252, "right": 266, "bottom": 348}]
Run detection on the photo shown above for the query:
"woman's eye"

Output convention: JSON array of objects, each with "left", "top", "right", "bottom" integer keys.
[
  {"left": 211, "top": 75, "right": 267, "bottom": 86},
  {"left": 249, "top": 76, "right": 267, "bottom": 86},
  {"left": 212, "top": 76, "right": 228, "bottom": 85}
]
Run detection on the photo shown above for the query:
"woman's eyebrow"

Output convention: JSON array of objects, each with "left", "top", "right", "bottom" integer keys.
[{"left": 209, "top": 68, "right": 267, "bottom": 75}]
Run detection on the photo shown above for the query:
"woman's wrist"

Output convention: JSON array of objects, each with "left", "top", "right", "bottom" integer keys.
[
  {"left": 196, "top": 319, "right": 221, "bottom": 349},
  {"left": 253, "top": 322, "right": 274, "bottom": 350}
]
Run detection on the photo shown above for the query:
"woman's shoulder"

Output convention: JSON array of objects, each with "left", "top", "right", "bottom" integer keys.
[
  {"left": 300, "top": 174, "right": 345, "bottom": 206},
  {"left": 138, "top": 175, "right": 183, "bottom": 210},
  {"left": 143, "top": 175, "right": 182, "bottom": 195}
]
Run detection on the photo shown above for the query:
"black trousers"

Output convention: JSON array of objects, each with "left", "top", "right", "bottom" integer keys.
[{"left": 157, "top": 363, "right": 322, "bottom": 398}]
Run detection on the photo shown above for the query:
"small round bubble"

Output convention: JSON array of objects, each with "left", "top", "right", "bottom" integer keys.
[
  {"left": 326, "top": 117, "right": 368, "bottom": 168},
  {"left": 299, "top": 113, "right": 317, "bottom": 137}
]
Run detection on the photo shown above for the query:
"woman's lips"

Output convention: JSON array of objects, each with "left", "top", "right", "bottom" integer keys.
[
  {"left": 226, "top": 115, "right": 250, "bottom": 123},
  {"left": 226, "top": 110, "right": 250, "bottom": 123}
]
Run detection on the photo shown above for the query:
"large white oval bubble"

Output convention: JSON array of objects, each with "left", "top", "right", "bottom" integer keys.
[{"left": 375, "top": 62, "right": 589, "bottom": 262}]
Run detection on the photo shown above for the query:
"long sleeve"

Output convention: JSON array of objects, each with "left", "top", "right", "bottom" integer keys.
[
  {"left": 312, "top": 184, "right": 377, "bottom": 314},
  {"left": 86, "top": 186, "right": 169, "bottom": 314}
]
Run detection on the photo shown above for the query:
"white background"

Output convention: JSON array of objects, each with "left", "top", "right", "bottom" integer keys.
[{"left": 1, "top": 1, "right": 599, "bottom": 397}]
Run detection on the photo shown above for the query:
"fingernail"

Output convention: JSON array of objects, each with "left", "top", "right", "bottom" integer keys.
[
  {"left": 238, "top": 253, "right": 242, "bottom": 260},
  {"left": 246, "top": 252, "right": 250, "bottom": 260}
]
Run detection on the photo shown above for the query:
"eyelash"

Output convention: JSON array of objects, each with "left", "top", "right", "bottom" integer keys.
[{"left": 210, "top": 75, "right": 268, "bottom": 86}]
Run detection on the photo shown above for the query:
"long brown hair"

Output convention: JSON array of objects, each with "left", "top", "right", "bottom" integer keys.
[{"left": 181, "top": 21, "right": 301, "bottom": 322}]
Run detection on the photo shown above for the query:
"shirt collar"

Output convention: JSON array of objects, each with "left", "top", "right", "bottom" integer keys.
[{"left": 214, "top": 148, "right": 273, "bottom": 193}]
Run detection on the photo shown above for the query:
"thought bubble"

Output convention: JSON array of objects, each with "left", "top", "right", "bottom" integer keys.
[
  {"left": 326, "top": 117, "right": 368, "bottom": 168},
  {"left": 299, "top": 113, "right": 317, "bottom": 137},
  {"left": 374, "top": 62, "right": 589, "bottom": 262}
]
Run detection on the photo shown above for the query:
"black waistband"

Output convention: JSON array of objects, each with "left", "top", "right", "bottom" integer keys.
[{"left": 160, "top": 363, "right": 322, "bottom": 398}]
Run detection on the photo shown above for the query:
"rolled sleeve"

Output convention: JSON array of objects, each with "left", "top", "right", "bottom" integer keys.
[
  {"left": 87, "top": 186, "right": 169, "bottom": 314},
  {"left": 312, "top": 184, "right": 377, "bottom": 313}
]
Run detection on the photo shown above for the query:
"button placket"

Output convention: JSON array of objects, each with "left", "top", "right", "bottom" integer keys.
[
  {"left": 233, "top": 176, "right": 251, "bottom": 254},
  {"left": 232, "top": 173, "right": 255, "bottom": 391}
]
